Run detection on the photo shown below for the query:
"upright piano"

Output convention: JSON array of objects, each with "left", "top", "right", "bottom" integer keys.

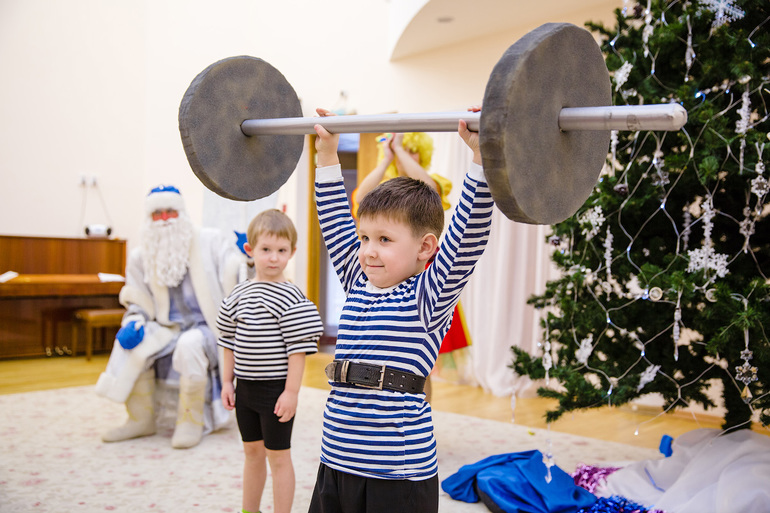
[{"left": 0, "top": 235, "right": 126, "bottom": 359}]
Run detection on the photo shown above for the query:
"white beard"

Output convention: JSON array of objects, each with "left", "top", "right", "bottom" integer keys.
[{"left": 141, "top": 214, "right": 194, "bottom": 288}]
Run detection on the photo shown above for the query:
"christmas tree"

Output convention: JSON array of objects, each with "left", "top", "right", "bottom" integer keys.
[{"left": 511, "top": 0, "right": 769, "bottom": 431}]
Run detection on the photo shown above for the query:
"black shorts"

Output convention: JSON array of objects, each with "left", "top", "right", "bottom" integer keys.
[
  {"left": 308, "top": 463, "right": 439, "bottom": 513},
  {"left": 234, "top": 378, "right": 294, "bottom": 450}
]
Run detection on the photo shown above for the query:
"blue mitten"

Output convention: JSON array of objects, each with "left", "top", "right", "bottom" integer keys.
[
  {"left": 117, "top": 320, "right": 145, "bottom": 349},
  {"left": 234, "top": 231, "right": 249, "bottom": 256}
]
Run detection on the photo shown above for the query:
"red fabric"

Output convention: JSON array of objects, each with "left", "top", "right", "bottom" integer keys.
[
  {"left": 426, "top": 252, "right": 471, "bottom": 354},
  {"left": 439, "top": 304, "right": 470, "bottom": 353}
]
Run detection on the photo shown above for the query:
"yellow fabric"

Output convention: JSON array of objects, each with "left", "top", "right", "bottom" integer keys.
[
  {"left": 431, "top": 173, "right": 453, "bottom": 211},
  {"left": 352, "top": 172, "right": 453, "bottom": 218}
]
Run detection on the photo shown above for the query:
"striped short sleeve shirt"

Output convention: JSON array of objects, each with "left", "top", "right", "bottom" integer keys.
[
  {"left": 315, "top": 163, "right": 493, "bottom": 480},
  {"left": 217, "top": 281, "right": 322, "bottom": 380}
]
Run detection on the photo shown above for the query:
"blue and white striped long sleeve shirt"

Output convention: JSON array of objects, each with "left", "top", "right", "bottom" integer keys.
[{"left": 315, "top": 163, "right": 493, "bottom": 480}]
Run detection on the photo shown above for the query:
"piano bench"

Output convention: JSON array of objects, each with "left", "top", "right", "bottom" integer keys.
[{"left": 71, "top": 308, "right": 125, "bottom": 360}]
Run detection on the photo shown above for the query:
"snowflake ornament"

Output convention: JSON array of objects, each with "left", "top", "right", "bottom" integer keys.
[
  {"left": 735, "top": 361, "right": 758, "bottom": 386},
  {"left": 750, "top": 176, "right": 768, "bottom": 198},
  {"left": 698, "top": 0, "right": 745, "bottom": 31},
  {"left": 686, "top": 246, "right": 730, "bottom": 278}
]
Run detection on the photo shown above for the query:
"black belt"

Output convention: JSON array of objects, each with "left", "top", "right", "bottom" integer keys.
[{"left": 324, "top": 360, "right": 426, "bottom": 394}]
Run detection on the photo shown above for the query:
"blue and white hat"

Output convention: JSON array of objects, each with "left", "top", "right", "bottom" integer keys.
[{"left": 145, "top": 185, "right": 185, "bottom": 216}]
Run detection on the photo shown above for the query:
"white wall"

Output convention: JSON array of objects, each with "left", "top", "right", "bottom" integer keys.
[
  {"left": 0, "top": 0, "right": 621, "bottom": 294},
  {"left": 0, "top": 1, "right": 146, "bottom": 242}
]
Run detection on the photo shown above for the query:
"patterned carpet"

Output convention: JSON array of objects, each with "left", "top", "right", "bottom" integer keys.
[{"left": 0, "top": 385, "right": 660, "bottom": 512}]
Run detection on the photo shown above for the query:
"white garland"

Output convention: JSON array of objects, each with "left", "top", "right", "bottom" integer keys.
[
  {"left": 614, "top": 62, "right": 634, "bottom": 92},
  {"left": 642, "top": 1, "right": 654, "bottom": 58},
  {"left": 575, "top": 334, "right": 594, "bottom": 365},
  {"left": 739, "top": 207, "right": 755, "bottom": 253},
  {"left": 579, "top": 206, "right": 605, "bottom": 240},
  {"left": 701, "top": 195, "right": 715, "bottom": 244},
  {"left": 682, "top": 210, "right": 692, "bottom": 251},
  {"left": 685, "top": 15, "right": 696, "bottom": 80},
  {"left": 751, "top": 142, "right": 768, "bottom": 202},
  {"left": 736, "top": 87, "right": 751, "bottom": 135},
  {"left": 604, "top": 225, "right": 614, "bottom": 285},
  {"left": 637, "top": 364, "right": 661, "bottom": 391}
]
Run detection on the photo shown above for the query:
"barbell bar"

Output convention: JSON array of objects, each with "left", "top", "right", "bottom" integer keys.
[
  {"left": 179, "top": 22, "right": 688, "bottom": 225},
  {"left": 241, "top": 105, "right": 686, "bottom": 136}
]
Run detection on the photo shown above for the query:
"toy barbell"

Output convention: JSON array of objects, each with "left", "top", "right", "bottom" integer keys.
[{"left": 179, "top": 23, "right": 686, "bottom": 225}]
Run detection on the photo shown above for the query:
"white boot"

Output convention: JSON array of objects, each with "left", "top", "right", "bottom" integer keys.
[
  {"left": 102, "top": 370, "right": 157, "bottom": 442},
  {"left": 171, "top": 376, "right": 206, "bottom": 449}
]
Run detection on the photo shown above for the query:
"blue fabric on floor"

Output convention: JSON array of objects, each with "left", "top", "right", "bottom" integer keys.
[{"left": 441, "top": 450, "right": 597, "bottom": 513}]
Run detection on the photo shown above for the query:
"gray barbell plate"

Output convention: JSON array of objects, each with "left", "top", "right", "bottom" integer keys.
[
  {"left": 480, "top": 23, "right": 612, "bottom": 224},
  {"left": 179, "top": 56, "right": 304, "bottom": 201}
]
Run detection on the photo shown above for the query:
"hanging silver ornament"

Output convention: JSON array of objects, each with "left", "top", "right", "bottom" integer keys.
[{"left": 614, "top": 183, "right": 629, "bottom": 195}]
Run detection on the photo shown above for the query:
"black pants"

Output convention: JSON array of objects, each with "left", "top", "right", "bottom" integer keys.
[
  {"left": 308, "top": 463, "right": 439, "bottom": 513},
  {"left": 234, "top": 379, "right": 293, "bottom": 450}
]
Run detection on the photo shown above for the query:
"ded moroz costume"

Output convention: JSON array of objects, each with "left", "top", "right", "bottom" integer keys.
[{"left": 95, "top": 185, "right": 246, "bottom": 449}]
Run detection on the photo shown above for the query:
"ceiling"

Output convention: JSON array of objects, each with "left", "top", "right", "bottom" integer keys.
[{"left": 390, "top": 0, "right": 620, "bottom": 60}]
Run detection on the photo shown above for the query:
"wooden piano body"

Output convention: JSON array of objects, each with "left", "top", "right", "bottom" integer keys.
[{"left": 0, "top": 235, "right": 126, "bottom": 359}]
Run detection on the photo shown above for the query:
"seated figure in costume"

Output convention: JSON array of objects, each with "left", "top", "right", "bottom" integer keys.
[{"left": 95, "top": 185, "right": 246, "bottom": 449}]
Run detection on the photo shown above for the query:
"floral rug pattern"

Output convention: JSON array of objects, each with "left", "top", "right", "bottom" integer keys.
[{"left": 0, "top": 386, "right": 659, "bottom": 512}]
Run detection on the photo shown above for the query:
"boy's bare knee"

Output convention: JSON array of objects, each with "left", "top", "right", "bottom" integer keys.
[
  {"left": 266, "top": 448, "right": 293, "bottom": 467},
  {"left": 243, "top": 440, "right": 266, "bottom": 459}
]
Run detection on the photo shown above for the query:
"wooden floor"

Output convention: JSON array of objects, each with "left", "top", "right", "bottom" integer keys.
[{"left": 1, "top": 349, "right": 760, "bottom": 451}]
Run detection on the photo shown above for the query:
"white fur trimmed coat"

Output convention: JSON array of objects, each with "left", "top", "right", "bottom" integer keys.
[{"left": 95, "top": 228, "right": 245, "bottom": 431}]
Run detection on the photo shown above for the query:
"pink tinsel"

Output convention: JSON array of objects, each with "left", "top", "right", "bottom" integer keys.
[{"left": 571, "top": 463, "right": 622, "bottom": 494}]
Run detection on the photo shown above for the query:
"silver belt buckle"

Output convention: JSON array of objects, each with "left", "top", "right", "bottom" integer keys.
[{"left": 358, "top": 364, "right": 386, "bottom": 390}]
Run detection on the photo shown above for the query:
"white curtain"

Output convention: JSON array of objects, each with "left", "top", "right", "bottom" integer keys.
[{"left": 430, "top": 132, "right": 559, "bottom": 399}]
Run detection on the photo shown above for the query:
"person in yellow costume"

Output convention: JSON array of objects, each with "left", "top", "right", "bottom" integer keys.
[
  {"left": 351, "top": 132, "right": 473, "bottom": 400},
  {"left": 351, "top": 132, "right": 452, "bottom": 217}
]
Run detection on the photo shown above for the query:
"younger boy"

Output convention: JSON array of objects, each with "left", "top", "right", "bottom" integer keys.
[
  {"left": 309, "top": 108, "right": 494, "bottom": 513},
  {"left": 217, "top": 209, "right": 323, "bottom": 513}
]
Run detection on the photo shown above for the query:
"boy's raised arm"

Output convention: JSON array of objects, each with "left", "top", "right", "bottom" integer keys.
[
  {"left": 458, "top": 106, "right": 482, "bottom": 166},
  {"left": 313, "top": 108, "right": 340, "bottom": 168}
]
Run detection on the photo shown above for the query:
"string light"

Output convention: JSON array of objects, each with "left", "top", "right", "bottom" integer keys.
[{"left": 747, "top": 15, "right": 770, "bottom": 48}]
